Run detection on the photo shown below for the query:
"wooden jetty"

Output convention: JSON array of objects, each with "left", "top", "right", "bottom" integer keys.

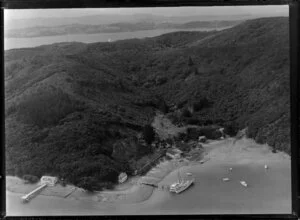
[
  {"left": 21, "top": 183, "right": 47, "bottom": 203},
  {"left": 140, "top": 182, "right": 158, "bottom": 188}
]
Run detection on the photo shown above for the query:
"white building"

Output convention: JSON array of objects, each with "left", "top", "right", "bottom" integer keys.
[
  {"left": 219, "top": 127, "right": 225, "bottom": 138},
  {"left": 40, "top": 176, "right": 58, "bottom": 186},
  {"left": 198, "top": 136, "right": 207, "bottom": 143},
  {"left": 166, "top": 148, "right": 182, "bottom": 159},
  {"left": 118, "top": 172, "right": 128, "bottom": 183}
]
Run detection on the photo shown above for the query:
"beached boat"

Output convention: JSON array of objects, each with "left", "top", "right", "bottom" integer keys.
[
  {"left": 240, "top": 181, "right": 248, "bottom": 187},
  {"left": 169, "top": 171, "right": 194, "bottom": 194}
]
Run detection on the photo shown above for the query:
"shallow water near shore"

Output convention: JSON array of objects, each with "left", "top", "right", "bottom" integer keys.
[{"left": 6, "top": 138, "right": 291, "bottom": 216}]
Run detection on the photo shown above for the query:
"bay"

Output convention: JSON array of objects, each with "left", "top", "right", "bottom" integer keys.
[{"left": 5, "top": 28, "right": 225, "bottom": 50}]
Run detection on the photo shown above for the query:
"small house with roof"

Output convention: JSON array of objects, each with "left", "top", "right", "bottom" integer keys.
[
  {"left": 166, "top": 148, "right": 183, "bottom": 159},
  {"left": 40, "top": 176, "right": 58, "bottom": 186},
  {"left": 198, "top": 136, "right": 207, "bottom": 143},
  {"left": 118, "top": 172, "right": 128, "bottom": 183}
]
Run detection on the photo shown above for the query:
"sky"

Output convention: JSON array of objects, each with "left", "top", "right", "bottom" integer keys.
[{"left": 5, "top": 5, "right": 288, "bottom": 20}]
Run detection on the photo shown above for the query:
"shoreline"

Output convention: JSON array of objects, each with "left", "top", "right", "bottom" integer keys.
[
  {"left": 5, "top": 147, "right": 199, "bottom": 204},
  {"left": 6, "top": 137, "right": 291, "bottom": 208}
]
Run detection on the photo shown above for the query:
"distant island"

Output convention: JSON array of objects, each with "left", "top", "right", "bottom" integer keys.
[{"left": 5, "top": 20, "right": 242, "bottom": 38}]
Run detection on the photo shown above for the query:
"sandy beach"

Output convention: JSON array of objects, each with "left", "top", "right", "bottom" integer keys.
[{"left": 6, "top": 137, "right": 291, "bottom": 215}]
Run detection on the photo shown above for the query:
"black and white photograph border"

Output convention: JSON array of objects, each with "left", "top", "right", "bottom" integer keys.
[{"left": 1, "top": 0, "right": 299, "bottom": 218}]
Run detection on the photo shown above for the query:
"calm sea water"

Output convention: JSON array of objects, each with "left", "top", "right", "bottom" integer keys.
[
  {"left": 139, "top": 161, "right": 292, "bottom": 215},
  {"left": 4, "top": 28, "right": 224, "bottom": 50},
  {"left": 6, "top": 159, "right": 291, "bottom": 216}
]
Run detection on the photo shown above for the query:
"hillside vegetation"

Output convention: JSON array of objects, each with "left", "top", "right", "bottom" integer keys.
[{"left": 5, "top": 17, "right": 290, "bottom": 190}]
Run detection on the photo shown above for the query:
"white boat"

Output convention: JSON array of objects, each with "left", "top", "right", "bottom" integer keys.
[
  {"left": 229, "top": 167, "right": 233, "bottom": 171},
  {"left": 240, "top": 181, "right": 248, "bottom": 187},
  {"left": 264, "top": 165, "right": 268, "bottom": 169},
  {"left": 169, "top": 171, "right": 194, "bottom": 194},
  {"left": 222, "top": 178, "right": 230, "bottom": 182},
  {"left": 186, "top": 172, "right": 193, "bottom": 176}
]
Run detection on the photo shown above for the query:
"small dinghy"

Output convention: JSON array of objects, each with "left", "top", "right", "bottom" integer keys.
[
  {"left": 222, "top": 178, "right": 230, "bottom": 182},
  {"left": 264, "top": 164, "right": 268, "bottom": 169},
  {"left": 186, "top": 172, "right": 193, "bottom": 176},
  {"left": 240, "top": 181, "right": 248, "bottom": 187},
  {"left": 229, "top": 168, "right": 233, "bottom": 171}
]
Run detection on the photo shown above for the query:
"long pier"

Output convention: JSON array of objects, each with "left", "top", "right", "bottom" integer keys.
[
  {"left": 136, "top": 149, "right": 167, "bottom": 175},
  {"left": 140, "top": 182, "right": 158, "bottom": 188},
  {"left": 21, "top": 183, "right": 47, "bottom": 202},
  {"left": 139, "top": 182, "right": 170, "bottom": 191}
]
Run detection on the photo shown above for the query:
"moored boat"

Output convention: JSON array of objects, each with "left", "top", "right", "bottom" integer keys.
[
  {"left": 240, "top": 181, "right": 248, "bottom": 187},
  {"left": 169, "top": 171, "right": 194, "bottom": 194}
]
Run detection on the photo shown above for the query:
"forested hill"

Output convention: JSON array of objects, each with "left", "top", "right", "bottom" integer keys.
[{"left": 5, "top": 17, "right": 290, "bottom": 189}]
